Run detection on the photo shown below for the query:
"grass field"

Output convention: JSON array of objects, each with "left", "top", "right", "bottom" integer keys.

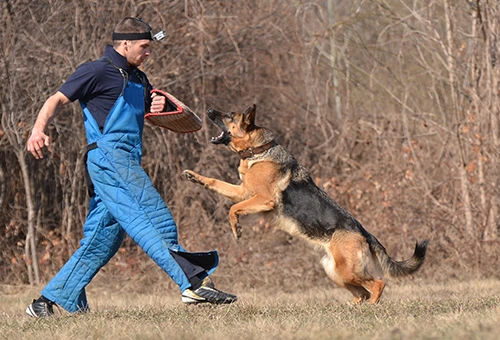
[{"left": 1, "top": 279, "right": 499, "bottom": 339}]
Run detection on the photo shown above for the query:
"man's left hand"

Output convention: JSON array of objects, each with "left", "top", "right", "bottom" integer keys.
[{"left": 150, "top": 92, "right": 166, "bottom": 113}]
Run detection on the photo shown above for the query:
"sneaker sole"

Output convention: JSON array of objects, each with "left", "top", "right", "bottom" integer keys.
[
  {"left": 182, "top": 296, "right": 210, "bottom": 304},
  {"left": 181, "top": 294, "right": 237, "bottom": 305}
]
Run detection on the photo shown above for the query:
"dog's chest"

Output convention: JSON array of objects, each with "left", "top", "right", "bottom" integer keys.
[
  {"left": 237, "top": 161, "right": 248, "bottom": 180},
  {"left": 237, "top": 159, "right": 257, "bottom": 181}
]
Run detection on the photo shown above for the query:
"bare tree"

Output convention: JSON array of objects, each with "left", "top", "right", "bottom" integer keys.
[{"left": 2, "top": 0, "right": 500, "bottom": 285}]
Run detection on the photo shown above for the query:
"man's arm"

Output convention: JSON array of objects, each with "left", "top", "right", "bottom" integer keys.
[{"left": 27, "top": 91, "right": 71, "bottom": 159}]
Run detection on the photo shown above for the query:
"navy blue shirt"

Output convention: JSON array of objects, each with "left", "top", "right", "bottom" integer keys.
[{"left": 59, "top": 45, "right": 153, "bottom": 129}]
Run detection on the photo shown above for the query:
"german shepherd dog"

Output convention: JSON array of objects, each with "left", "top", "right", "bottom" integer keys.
[{"left": 182, "top": 105, "right": 428, "bottom": 304}]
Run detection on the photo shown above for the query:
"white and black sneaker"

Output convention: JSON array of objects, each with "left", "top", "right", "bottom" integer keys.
[
  {"left": 26, "top": 296, "right": 55, "bottom": 318},
  {"left": 182, "top": 277, "right": 237, "bottom": 305}
]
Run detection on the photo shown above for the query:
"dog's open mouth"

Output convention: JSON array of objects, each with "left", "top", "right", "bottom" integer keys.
[
  {"left": 207, "top": 108, "right": 232, "bottom": 145},
  {"left": 210, "top": 130, "right": 231, "bottom": 145}
]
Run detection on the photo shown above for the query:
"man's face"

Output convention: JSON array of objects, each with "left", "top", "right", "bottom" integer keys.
[{"left": 125, "top": 39, "right": 151, "bottom": 67}]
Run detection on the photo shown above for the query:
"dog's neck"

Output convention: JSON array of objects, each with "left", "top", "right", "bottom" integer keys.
[{"left": 237, "top": 139, "right": 277, "bottom": 159}]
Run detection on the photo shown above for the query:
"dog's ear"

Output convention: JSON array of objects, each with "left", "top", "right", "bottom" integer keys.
[{"left": 242, "top": 104, "right": 256, "bottom": 130}]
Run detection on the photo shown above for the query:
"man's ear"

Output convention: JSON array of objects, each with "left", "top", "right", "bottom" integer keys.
[{"left": 242, "top": 104, "right": 256, "bottom": 130}]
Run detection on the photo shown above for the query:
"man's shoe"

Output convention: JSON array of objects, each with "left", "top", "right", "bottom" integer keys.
[
  {"left": 26, "top": 297, "right": 54, "bottom": 318},
  {"left": 182, "top": 277, "right": 237, "bottom": 305}
]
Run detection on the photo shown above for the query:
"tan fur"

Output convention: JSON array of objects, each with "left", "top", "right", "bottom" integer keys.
[
  {"left": 324, "top": 231, "right": 385, "bottom": 304},
  {"left": 183, "top": 105, "right": 427, "bottom": 304}
]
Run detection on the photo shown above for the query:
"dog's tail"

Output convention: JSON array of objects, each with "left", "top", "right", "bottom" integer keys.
[{"left": 369, "top": 236, "right": 428, "bottom": 278}]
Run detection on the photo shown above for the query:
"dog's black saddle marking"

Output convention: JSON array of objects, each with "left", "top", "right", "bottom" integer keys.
[{"left": 281, "top": 174, "right": 371, "bottom": 241}]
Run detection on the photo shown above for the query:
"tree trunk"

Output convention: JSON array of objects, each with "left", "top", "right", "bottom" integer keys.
[
  {"left": 327, "top": 0, "right": 342, "bottom": 120},
  {"left": 444, "top": 0, "right": 475, "bottom": 238},
  {"left": 16, "top": 149, "right": 40, "bottom": 285}
]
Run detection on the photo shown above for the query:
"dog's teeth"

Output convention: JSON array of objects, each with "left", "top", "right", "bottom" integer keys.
[{"left": 211, "top": 132, "right": 225, "bottom": 141}]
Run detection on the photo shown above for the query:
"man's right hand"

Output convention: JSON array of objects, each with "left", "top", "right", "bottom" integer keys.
[
  {"left": 26, "top": 91, "right": 70, "bottom": 159},
  {"left": 27, "top": 130, "right": 50, "bottom": 159}
]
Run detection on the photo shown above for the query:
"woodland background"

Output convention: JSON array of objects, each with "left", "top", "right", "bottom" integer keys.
[{"left": 1, "top": 0, "right": 499, "bottom": 290}]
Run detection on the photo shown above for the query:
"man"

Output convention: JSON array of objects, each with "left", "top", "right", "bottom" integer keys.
[{"left": 26, "top": 17, "right": 237, "bottom": 318}]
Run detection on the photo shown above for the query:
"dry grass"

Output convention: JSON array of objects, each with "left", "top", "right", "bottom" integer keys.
[{"left": 1, "top": 279, "right": 499, "bottom": 340}]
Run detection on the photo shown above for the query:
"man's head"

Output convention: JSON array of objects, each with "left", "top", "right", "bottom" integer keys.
[{"left": 112, "top": 17, "right": 155, "bottom": 67}]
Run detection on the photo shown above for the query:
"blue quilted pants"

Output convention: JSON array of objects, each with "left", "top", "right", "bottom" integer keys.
[{"left": 41, "top": 77, "right": 218, "bottom": 313}]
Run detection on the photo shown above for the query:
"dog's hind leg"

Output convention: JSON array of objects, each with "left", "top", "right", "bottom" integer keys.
[
  {"left": 321, "top": 248, "right": 369, "bottom": 304},
  {"left": 361, "top": 278, "right": 385, "bottom": 304},
  {"left": 344, "top": 284, "right": 371, "bottom": 304},
  {"left": 327, "top": 230, "right": 385, "bottom": 304},
  {"left": 356, "top": 249, "right": 385, "bottom": 304},
  {"left": 322, "top": 249, "right": 370, "bottom": 304}
]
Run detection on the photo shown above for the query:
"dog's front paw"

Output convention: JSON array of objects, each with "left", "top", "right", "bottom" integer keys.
[
  {"left": 232, "top": 222, "right": 242, "bottom": 240},
  {"left": 182, "top": 170, "right": 205, "bottom": 187}
]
